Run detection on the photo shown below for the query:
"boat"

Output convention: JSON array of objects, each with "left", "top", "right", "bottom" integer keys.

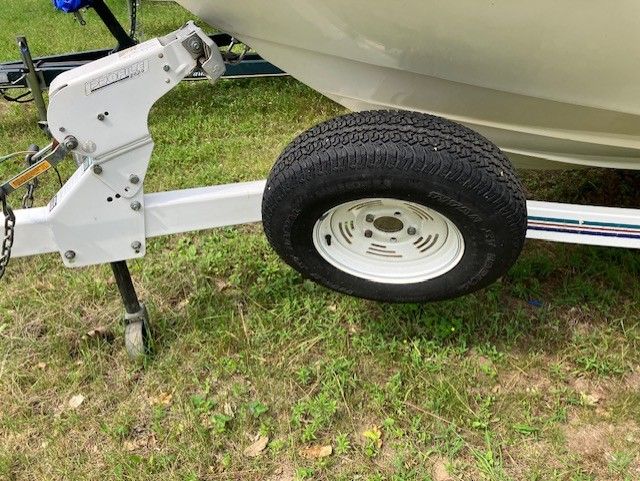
[{"left": 176, "top": 0, "right": 640, "bottom": 170}]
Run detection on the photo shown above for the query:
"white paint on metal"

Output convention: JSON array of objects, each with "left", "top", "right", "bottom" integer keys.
[
  {"left": 25, "top": 22, "right": 227, "bottom": 266},
  {"left": 11, "top": 207, "right": 56, "bottom": 257},
  {"left": 47, "top": 159, "right": 146, "bottom": 267},
  {"left": 526, "top": 200, "right": 640, "bottom": 249},
  {"left": 144, "top": 180, "right": 265, "bottom": 237}
]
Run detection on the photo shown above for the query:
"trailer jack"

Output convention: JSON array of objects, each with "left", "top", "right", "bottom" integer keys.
[{"left": 111, "top": 260, "right": 149, "bottom": 359}]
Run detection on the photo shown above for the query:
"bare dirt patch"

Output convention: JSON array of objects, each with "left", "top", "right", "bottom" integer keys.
[
  {"left": 496, "top": 367, "right": 552, "bottom": 394},
  {"left": 563, "top": 421, "right": 640, "bottom": 472},
  {"left": 571, "top": 376, "right": 609, "bottom": 407},
  {"left": 266, "top": 462, "right": 295, "bottom": 481},
  {"left": 564, "top": 422, "right": 614, "bottom": 471},
  {"left": 624, "top": 368, "right": 640, "bottom": 390},
  {"left": 505, "top": 440, "right": 562, "bottom": 479},
  {"left": 431, "top": 456, "right": 453, "bottom": 481}
]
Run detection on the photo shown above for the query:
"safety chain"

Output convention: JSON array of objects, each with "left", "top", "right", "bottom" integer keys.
[
  {"left": 21, "top": 150, "right": 39, "bottom": 209},
  {"left": 0, "top": 143, "right": 62, "bottom": 281},
  {"left": 0, "top": 193, "right": 15, "bottom": 281},
  {"left": 21, "top": 179, "right": 38, "bottom": 209},
  {"left": 128, "top": 0, "right": 141, "bottom": 41}
]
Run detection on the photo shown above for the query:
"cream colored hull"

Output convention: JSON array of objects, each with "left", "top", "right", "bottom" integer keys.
[{"left": 178, "top": 0, "right": 640, "bottom": 169}]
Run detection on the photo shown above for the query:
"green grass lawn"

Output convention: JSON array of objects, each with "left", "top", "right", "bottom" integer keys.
[{"left": 1, "top": 1, "right": 640, "bottom": 480}]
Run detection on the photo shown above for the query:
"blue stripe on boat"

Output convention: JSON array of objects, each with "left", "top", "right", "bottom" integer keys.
[
  {"left": 528, "top": 216, "right": 640, "bottom": 230},
  {"left": 527, "top": 226, "right": 640, "bottom": 240}
]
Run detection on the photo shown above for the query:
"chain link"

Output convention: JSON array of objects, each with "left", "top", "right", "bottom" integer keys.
[
  {"left": 21, "top": 177, "right": 38, "bottom": 209},
  {"left": 21, "top": 148, "right": 39, "bottom": 209},
  {"left": 0, "top": 193, "right": 16, "bottom": 281}
]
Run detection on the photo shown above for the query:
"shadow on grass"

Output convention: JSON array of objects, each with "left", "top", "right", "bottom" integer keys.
[{"left": 144, "top": 239, "right": 638, "bottom": 370}]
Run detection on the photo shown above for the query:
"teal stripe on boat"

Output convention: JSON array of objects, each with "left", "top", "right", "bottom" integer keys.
[
  {"left": 528, "top": 216, "right": 579, "bottom": 225},
  {"left": 584, "top": 220, "right": 640, "bottom": 229},
  {"left": 528, "top": 216, "right": 640, "bottom": 230}
]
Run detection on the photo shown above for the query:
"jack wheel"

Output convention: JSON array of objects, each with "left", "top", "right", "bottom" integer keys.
[{"left": 124, "top": 307, "right": 150, "bottom": 360}]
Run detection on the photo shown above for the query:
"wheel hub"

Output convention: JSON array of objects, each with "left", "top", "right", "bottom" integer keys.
[
  {"left": 372, "top": 215, "right": 404, "bottom": 233},
  {"left": 313, "top": 198, "right": 465, "bottom": 284}
]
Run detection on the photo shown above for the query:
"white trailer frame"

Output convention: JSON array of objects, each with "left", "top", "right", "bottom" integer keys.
[{"left": 10, "top": 182, "right": 640, "bottom": 263}]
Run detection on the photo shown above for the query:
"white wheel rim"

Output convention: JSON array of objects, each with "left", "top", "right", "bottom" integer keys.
[{"left": 312, "top": 198, "right": 465, "bottom": 284}]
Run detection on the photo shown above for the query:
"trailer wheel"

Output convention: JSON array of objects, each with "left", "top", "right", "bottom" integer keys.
[{"left": 262, "top": 111, "right": 527, "bottom": 302}]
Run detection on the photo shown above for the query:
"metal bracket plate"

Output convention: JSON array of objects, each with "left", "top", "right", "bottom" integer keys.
[{"left": 48, "top": 158, "right": 146, "bottom": 267}]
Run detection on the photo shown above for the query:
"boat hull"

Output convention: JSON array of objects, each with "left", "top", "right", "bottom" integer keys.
[{"left": 177, "top": 0, "right": 640, "bottom": 169}]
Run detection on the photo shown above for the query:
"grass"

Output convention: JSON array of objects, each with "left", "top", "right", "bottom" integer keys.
[{"left": 1, "top": 1, "right": 640, "bottom": 480}]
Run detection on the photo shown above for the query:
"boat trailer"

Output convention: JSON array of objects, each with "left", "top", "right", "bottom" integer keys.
[{"left": 1, "top": 4, "right": 639, "bottom": 359}]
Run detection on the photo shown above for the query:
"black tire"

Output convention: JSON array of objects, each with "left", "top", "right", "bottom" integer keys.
[{"left": 262, "top": 110, "right": 527, "bottom": 302}]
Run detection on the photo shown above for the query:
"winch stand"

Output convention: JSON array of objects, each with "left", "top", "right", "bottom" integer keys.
[{"left": 3, "top": 21, "right": 227, "bottom": 359}]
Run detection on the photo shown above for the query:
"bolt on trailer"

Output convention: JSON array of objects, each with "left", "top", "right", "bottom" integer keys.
[{"left": 1, "top": 0, "right": 639, "bottom": 359}]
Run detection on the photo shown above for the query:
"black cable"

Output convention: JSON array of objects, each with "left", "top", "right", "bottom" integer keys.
[
  {"left": 53, "top": 167, "right": 64, "bottom": 188},
  {"left": 0, "top": 89, "right": 33, "bottom": 103}
]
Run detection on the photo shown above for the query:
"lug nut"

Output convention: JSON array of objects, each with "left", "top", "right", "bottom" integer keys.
[
  {"left": 129, "top": 174, "right": 140, "bottom": 184},
  {"left": 407, "top": 226, "right": 417, "bottom": 235},
  {"left": 130, "top": 201, "right": 141, "bottom": 211},
  {"left": 64, "top": 250, "right": 76, "bottom": 260},
  {"left": 365, "top": 214, "right": 375, "bottom": 223},
  {"left": 92, "top": 165, "right": 103, "bottom": 175},
  {"left": 364, "top": 229, "right": 373, "bottom": 238}
]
